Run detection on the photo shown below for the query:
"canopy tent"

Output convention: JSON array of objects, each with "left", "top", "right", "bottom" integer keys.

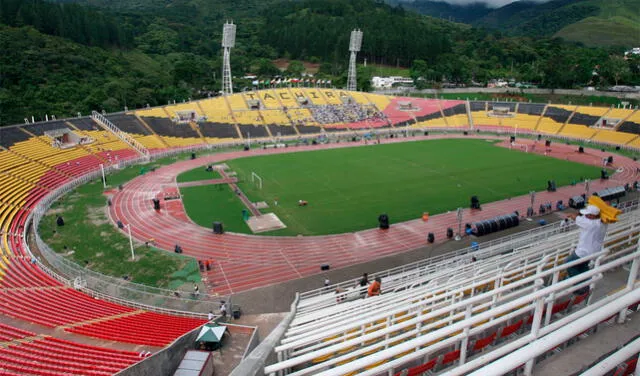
[{"left": 196, "top": 324, "right": 228, "bottom": 350}]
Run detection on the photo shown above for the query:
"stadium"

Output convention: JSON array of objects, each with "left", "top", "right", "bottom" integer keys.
[{"left": 0, "top": 80, "right": 639, "bottom": 376}]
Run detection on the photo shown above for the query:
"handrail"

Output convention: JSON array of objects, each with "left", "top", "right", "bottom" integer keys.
[
  {"left": 298, "top": 202, "right": 639, "bottom": 310},
  {"left": 579, "top": 336, "right": 640, "bottom": 376},
  {"left": 466, "top": 288, "right": 640, "bottom": 376},
  {"left": 266, "top": 245, "right": 640, "bottom": 375},
  {"left": 263, "top": 216, "right": 640, "bottom": 375},
  {"left": 91, "top": 111, "right": 150, "bottom": 157}
]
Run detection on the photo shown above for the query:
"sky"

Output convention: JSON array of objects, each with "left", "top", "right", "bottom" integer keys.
[{"left": 432, "top": 0, "right": 552, "bottom": 8}]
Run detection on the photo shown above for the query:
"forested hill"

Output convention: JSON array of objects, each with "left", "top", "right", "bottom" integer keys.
[
  {"left": 385, "top": 0, "right": 493, "bottom": 24},
  {"left": 260, "top": 0, "right": 465, "bottom": 67},
  {"left": 475, "top": 0, "right": 640, "bottom": 47},
  {"left": 396, "top": 0, "right": 640, "bottom": 47},
  {"left": 0, "top": 0, "right": 638, "bottom": 126}
]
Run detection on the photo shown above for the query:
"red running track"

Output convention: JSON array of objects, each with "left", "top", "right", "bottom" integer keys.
[{"left": 108, "top": 135, "right": 640, "bottom": 295}]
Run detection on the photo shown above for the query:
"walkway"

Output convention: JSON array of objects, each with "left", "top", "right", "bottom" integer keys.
[{"left": 108, "top": 135, "right": 640, "bottom": 296}]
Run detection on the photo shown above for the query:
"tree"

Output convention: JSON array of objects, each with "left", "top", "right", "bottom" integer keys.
[
  {"left": 410, "top": 59, "right": 428, "bottom": 82},
  {"left": 135, "top": 20, "right": 179, "bottom": 55},
  {"left": 256, "top": 58, "right": 280, "bottom": 76},
  {"left": 601, "top": 56, "right": 631, "bottom": 86},
  {"left": 286, "top": 60, "right": 305, "bottom": 77}
]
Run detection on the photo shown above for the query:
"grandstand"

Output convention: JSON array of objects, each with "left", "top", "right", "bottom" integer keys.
[
  {"left": 262, "top": 209, "right": 640, "bottom": 376},
  {"left": 0, "top": 90, "right": 639, "bottom": 375}
]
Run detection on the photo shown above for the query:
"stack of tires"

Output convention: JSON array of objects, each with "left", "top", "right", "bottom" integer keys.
[{"left": 473, "top": 213, "right": 520, "bottom": 236}]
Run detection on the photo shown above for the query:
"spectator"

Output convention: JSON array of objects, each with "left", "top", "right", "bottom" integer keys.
[
  {"left": 559, "top": 217, "right": 571, "bottom": 232},
  {"left": 208, "top": 311, "right": 214, "bottom": 321},
  {"left": 358, "top": 273, "right": 369, "bottom": 287},
  {"left": 358, "top": 273, "right": 369, "bottom": 297},
  {"left": 193, "top": 284, "right": 200, "bottom": 298},
  {"left": 368, "top": 277, "right": 382, "bottom": 297},
  {"left": 220, "top": 301, "right": 227, "bottom": 318},
  {"left": 565, "top": 205, "right": 607, "bottom": 294}
]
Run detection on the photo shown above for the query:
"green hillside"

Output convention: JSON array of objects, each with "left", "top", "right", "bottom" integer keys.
[
  {"left": 475, "top": 0, "right": 639, "bottom": 47},
  {"left": 554, "top": 0, "right": 640, "bottom": 47}
]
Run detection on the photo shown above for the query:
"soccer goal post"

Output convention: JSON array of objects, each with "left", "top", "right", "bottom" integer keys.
[{"left": 251, "top": 172, "right": 263, "bottom": 189}]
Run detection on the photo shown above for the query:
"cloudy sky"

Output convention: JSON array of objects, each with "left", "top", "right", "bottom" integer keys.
[{"left": 433, "top": 0, "right": 552, "bottom": 8}]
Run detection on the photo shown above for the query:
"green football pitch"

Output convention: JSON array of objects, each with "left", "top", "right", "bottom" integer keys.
[{"left": 179, "top": 139, "right": 601, "bottom": 236}]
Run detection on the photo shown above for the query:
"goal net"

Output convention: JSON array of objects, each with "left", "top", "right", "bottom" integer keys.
[{"left": 251, "top": 172, "right": 263, "bottom": 189}]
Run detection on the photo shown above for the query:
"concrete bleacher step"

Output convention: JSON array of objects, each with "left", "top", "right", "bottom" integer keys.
[
  {"left": 60, "top": 309, "right": 146, "bottom": 330},
  {"left": 188, "top": 121, "right": 209, "bottom": 144},
  {"left": 63, "top": 121, "right": 110, "bottom": 164},
  {"left": 222, "top": 96, "right": 243, "bottom": 139},
  {"left": 534, "top": 104, "right": 549, "bottom": 131},
  {"left": 614, "top": 109, "right": 638, "bottom": 131}
]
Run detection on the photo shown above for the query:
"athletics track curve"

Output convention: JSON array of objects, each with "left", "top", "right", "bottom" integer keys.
[{"left": 108, "top": 135, "right": 640, "bottom": 295}]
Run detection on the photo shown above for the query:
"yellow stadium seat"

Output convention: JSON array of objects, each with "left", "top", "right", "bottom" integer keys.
[
  {"left": 537, "top": 119, "right": 562, "bottom": 134},
  {"left": 364, "top": 93, "right": 392, "bottom": 111},
  {"left": 573, "top": 106, "right": 609, "bottom": 117},
  {"left": 227, "top": 94, "right": 249, "bottom": 110},
  {"left": 135, "top": 107, "right": 170, "bottom": 118},
  {"left": 591, "top": 129, "right": 637, "bottom": 145},
  {"left": 559, "top": 124, "right": 597, "bottom": 139}
]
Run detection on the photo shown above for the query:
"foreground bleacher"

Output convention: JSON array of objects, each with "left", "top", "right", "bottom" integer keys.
[{"left": 263, "top": 210, "right": 640, "bottom": 376}]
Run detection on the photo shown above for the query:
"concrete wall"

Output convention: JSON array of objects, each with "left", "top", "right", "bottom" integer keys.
[
  {"left": 116, "top": 326, "right": 202, "bottom": 376},
  {"left": 229, "top": 295, "right": 299, "bottom": 376}
]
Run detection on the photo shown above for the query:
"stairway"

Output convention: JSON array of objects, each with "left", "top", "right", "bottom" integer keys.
[{"left": 91, "top": 111, "right": 149, "bottom": 158}]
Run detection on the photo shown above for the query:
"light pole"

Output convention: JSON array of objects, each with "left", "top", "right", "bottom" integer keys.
[
  {"left": 100, "top": 164, "right": 106, "bottom": 188},
  {"left": 125, "top": 224, "right": 135, "bottom": 260}
]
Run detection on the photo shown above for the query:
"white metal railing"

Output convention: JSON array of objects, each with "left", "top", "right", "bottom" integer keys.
[
  {"left": 297, "top": 202, "right": 639, "bottom": 313},
  {"left": 91, "top": 111, "right": 150, "bottom": 157},
  {"left": 269, "top": 251, "right": 640, "bottom": 376},
  {"left": 464, "top": 288, "right": 640, "bottom": 376},
  {"left": 264, "top": 216, "right": 640, "bottom": 376},
  {"left": 579, "top": 336, "right": 640, "bottom": 376}
]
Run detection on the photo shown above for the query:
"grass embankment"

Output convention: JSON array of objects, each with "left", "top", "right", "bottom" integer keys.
[
  {"left": 180, "top": 139, "right": 602, "bottom": 236},
  {"left": 39, "top": 153, "right": 203, "bottom": 289}
]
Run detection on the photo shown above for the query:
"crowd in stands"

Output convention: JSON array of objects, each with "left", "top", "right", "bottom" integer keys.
[{"left": 308, "top": 104, "right": 386, "bottom": 125}]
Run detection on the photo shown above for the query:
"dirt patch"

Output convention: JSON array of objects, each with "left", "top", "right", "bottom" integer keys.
[
  {"left": 100, "top": 231, "right": 110, "bottom": 238},
  {"left": 46, "top": 207, "right": 68, "bottom": 215},
  {"left": 87, "top": 206, "right": 109, "bottom": 226},
  {"left": 272, "top": 58, "right": 320, "bottom": 73}
]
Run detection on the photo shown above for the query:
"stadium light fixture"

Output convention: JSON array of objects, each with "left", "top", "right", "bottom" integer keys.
[
  {"left": 347, "top": 29, "right": 363, "bottom": 91},
  {"left": 221, "top": 22, "right": 236, "bottom": 95}
]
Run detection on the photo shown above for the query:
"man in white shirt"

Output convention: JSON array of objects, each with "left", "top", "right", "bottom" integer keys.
[{"left": 565, "top": 205, "right": 607, "bottom": 290}]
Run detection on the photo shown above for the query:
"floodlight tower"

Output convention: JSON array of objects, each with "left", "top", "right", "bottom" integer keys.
[
  {"left": 221, "top": 21, "right": 236, "bottom": 96},
  {"left": 347, "top": 29, "right": 363, "bottom": 91}
]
